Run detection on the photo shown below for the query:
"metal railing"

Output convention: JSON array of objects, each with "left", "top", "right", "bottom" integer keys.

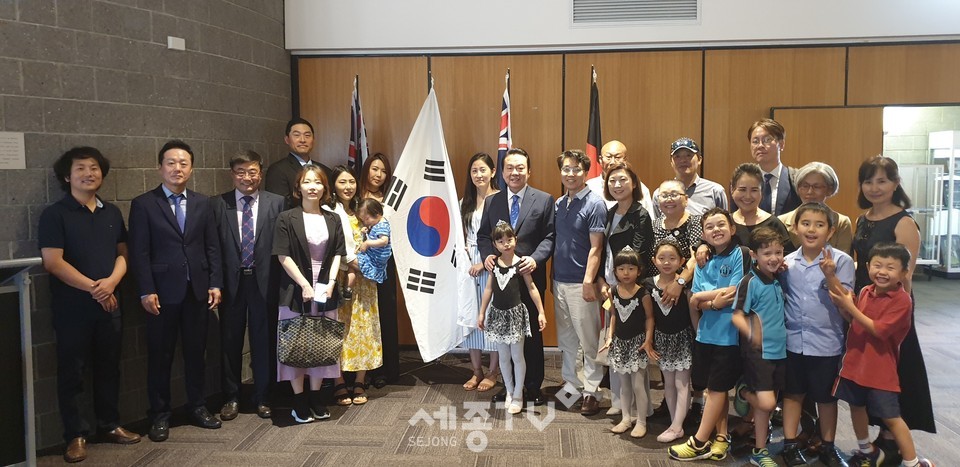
[{"left": 0, "top": 257, "right": 42, "bottom": 467}]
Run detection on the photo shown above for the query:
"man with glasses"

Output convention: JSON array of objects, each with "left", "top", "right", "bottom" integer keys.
[
  {"left": 212, "top": 150, "right": 285, "bottom": 421},
  {"left": 748, "top": 119, "right": 801, "bottom": 216},
  {"left": 552, "top": 150, "right": 608, "bottom": 415},
  {"left": 585, "top": 140, "right": 654, "bottom": 216},
  {"left": 652, "top": 137, "right": 728, "bottom": 217}
]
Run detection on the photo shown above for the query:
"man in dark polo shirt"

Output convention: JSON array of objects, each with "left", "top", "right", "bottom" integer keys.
[
  {"left": 39, "top": 147, "right": 141, "bottom": 463},
  {"left": 264, "top": 118, "right": 333, "bottom": 209}
]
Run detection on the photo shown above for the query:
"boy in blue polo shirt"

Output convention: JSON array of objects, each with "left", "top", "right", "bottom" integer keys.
[
  {"left": 780, "top": 202, "right": 854, "bottom": 467},
  {"left": 669, "top": 208, "right": 751, "bottom": 462},
  {"left": 731, "top": 226, "right": 787, "bottom": 467}
]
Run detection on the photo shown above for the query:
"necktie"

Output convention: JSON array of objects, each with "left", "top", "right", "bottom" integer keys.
[
  {"left": 170, "top": 194, "right": 185, "bottom": 233},
  {"left": 510, "top": 194, "right": 520, "bottom": 228},
  {"left": 240, "top": 196, "right": 255, "bottom": 267},
  {"left": 760, "top": 173, "right": 773, "bottom": 213}
]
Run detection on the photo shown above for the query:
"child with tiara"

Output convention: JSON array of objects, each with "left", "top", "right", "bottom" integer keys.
[
  {"left": 600, "top": 246, "right": 657, "bottom": 438},
  {"left": 478, "top": 220, "right": 547, "bottom": 414}
]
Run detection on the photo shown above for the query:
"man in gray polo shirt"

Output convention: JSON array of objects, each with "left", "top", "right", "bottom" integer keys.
[
  {"left": 652, "top": 137, "right": 728, "bottom": 217},
  {"left": 553, "top": 150, "right": 608, "bottom": 416}
]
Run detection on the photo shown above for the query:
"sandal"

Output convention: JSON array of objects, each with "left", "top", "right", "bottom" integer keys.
[
  {"left": 352, "top": 382, "right": 368, "bottom": 405},
  {"left": 333, "top": 383, "right": 353, "bottom": 406},
  {"left": 477, "top": 372, "right": 498, "bottom": 392},
  {"left": 463, "top": 371, "right": 482, "bottom": 391}
]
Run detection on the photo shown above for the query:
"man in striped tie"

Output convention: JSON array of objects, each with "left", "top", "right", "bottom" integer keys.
[{"left": 213, "top": 150, "right": 285, "bottom": 421}]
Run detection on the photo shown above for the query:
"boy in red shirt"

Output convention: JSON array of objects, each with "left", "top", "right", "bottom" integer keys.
[{"left": 829, "top": 242, "right": 933, "bottom": 467}]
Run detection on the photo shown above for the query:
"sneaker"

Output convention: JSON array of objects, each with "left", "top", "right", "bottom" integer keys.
[
  {"left": 782, "top": 444, "right": 810, "bottom": 466},
  {"left": 917, "top": 458, "right": 936, "bottom": 467},
  {"left": 818, "top": 444, "right": 850, "bottom": 467},
  {"left": 875, "top": 437, "right": 901, "bottom": 466},
  {"left": 291, "top": 408, "right": 314, "bottom": 424},
  {"left": 849, "top": 446, "right": 884, "bottom": 467},
  {"left": 708, "top": 434, "right": 731, "bottom": 461},
  {"left": 311, "top": 406, "right": 331, "bottom": 420},
  {"left": 733, "top": 378, "right": 750, "bottom": 417},
  {"left": 668, "top": 436, "right": 712, "bottom": 461},
  {"left": 750, "top": 448, "right": 778, "bottom": 467}
]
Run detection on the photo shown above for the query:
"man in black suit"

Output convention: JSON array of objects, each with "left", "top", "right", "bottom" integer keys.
[
  {"left": 128, "top": 140, "right": 223, "bottom": 442},
  {"left": 212, "top": 150, "right": 285, "bottom": 421},
  {"left": 477, "top": 148, "right": 555, "bottom": 406},
  {"left": 264, "top": 118, "right": 332, "bottom": 208},
  {"left": 749, "top": 118, "right": 801, "bottom": 216}
]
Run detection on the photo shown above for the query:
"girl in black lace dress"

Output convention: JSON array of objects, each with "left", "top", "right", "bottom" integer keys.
[
  {"left": 478, "top": 221, "right": 547, "bottom": 415},
  {"left": 600, "top": 247, "right": 657, "bottom": 438}
]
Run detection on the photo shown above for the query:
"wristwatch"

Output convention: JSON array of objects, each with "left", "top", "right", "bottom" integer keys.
[{"left": 676, "top": 277, "right": 687, "bottom": 286}]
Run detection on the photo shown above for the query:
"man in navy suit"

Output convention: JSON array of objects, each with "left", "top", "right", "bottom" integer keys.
[
  {"left": 264, "top": 118, "right": 332, "bottom": 209},
  {"left": 128, "top": 140, "right": 223, "bottom": 442},
  {"left": 212, "top": 150, "right": 285, "bottom": 421},
  {"left": 477, "top": 148, "right": 555, "bottom": 406},
  {"left": 749, "top": 118, "right": 801, "bottom": 216}
]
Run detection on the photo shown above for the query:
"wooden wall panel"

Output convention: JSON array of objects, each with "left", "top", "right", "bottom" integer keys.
[
  {"left": 297, "top": 56, "right": 428, "bottom": 169},
  {"left": 298, "top": 57, "right": 427, "bottom": 346},
  {"left": 432, "top": 54, "right": 564, "bottom": 346},
  {"left": 563, "top": 51, "right": 703, "bottom": 192},
  {"left": 432, "top": 55, "right": 564, "bottom": 199},
  {"left": 848, "top": 43, "right": 960, "bottom": 106},
  {"left": 703, "top": 48, "right": 846, "bottom": 190},
  {"left": 772, "top": 107, "right": 884, "bottom": 222}
]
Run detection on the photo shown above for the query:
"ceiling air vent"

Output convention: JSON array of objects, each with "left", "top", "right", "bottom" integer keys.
[{"left": 572, "top": 0, "right": 699, "bottom": 24}]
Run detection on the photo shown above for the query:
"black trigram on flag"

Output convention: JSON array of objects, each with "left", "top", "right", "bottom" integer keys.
[
  {"left": 450, "top": 248, "right": 458, "bottom": 269},
  {"left": 424, "top": 159, "right": 445, "bottom": 182},
  {"left": 407, "top": 269, "right": 437, "bottom": 294},
  {"left": 385, "top": 176, "right": 407, "bottom": 211}
]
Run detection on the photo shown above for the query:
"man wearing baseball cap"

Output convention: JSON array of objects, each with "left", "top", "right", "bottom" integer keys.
[{"left": 652, "top": 137, "right": 728, "bottom": 217}]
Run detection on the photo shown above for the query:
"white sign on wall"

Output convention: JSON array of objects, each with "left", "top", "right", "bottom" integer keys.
[{"left": 0, "top": 132, "right": 26, "bottom": 170}]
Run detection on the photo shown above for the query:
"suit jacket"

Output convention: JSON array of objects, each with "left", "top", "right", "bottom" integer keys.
[
  {"left": 602, "top": 201, "right": 655, "bottom": 280},
  {"left": 264, "top": 153, "right": 333, "bottom": 209},
  {"left": 272, "top": 207, "right": 346, "bottom": 312},
  {"left": 212, "top": 190, "right": 285, "bottom": 302},
  {"left": 477, "top": 186, "right": 555, "bottom": 291},
  {"left": 773, "top": 165, "right": 802, "bottom": 217},
  {"left": 129, "top": 186, "right": 223, "bottom": 304}
]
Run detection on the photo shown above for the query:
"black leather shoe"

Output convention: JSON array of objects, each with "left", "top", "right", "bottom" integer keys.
[
  {"left": 148, "top": 419, "right": 169, "bottom": 442},
  {"left": 491, "top": 388, "right": 507, "bottom": 403},
  {"left": 257, "top": 404, "right": 272, "bottom": 419},
  {"left": 527, "top": 389, "right": 546, "bottom": 406},
  {"left": 371, "top": 376, "right": 388, "bottom": 389},
  {"left": 818, "top": 445, "right": 850, "bottom": 467},
  {"left": 190, "top": 407, "right": 222, "bottom": 429},
  {"left": 220, "top": 401, "right": 239, "bottom": 421},
  {"left": 781, "top": 444, "right": 809, "bottom": 466}
]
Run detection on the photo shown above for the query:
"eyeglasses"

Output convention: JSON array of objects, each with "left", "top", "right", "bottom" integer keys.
[
  {"left": 750, "top": 136, "right": 778, "bottom": 147},
  {"left": 607, "top": 177, "right": 630, "bottom": 187},
  {"left": 560, "top": 166, "right": 584, "bottom": 175},
  {"left": 233, "top": 169, "right": 261, "bottom": 178},
  {"left": 798, "top": 182, "right": 828, "bottom": 191},
  {"left": 658, "top": 192, "right": 685, "bottom": 201}
]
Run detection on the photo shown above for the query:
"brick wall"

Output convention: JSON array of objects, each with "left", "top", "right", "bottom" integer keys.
[{"left": 0, "top": 0, "right": 291, "bottom": 449}]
